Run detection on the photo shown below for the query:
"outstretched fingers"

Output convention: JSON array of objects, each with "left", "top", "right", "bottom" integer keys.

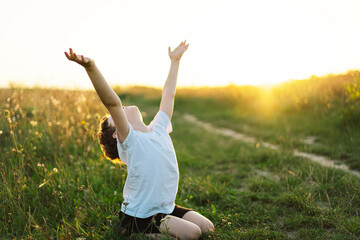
[
  {"left": 184, "top": 40, "right": 189, "bottom": 50},
  {"left": 65, "top": 48, "right": 86, "bottom": 64},
  {"left": 184, "top": 43, "right": 189, "bottom": 51},
  {"left": 72, "top": 52, "right": 80, "bottom": 62},
  {"left": 65, "top": 48, "right": 77, "bottom": 61},
  {"left": 64, "top": 51, "right": 71, "bottom": 60},
  {"left": 180, "top": 40, "right": 189, "bottom": 52},
  {"left": 168, "top": 40, "right": 190, "bottom": 61}
]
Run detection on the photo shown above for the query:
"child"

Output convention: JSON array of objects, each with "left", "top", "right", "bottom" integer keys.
[{"left": 65, "top": 41, "right": 214, "bottom": 239}]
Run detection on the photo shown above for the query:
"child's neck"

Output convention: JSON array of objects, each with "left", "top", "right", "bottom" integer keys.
[{"left": 132, "top": 121, "right": 151, "bottom": 133}]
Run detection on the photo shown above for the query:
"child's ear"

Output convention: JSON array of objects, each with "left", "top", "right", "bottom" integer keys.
[{"left": 112, "top": 131, "right": 117, "bottom": 139}]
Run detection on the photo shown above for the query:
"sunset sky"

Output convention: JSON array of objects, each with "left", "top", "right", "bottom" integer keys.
[{"left": 1, "top": 0, "right": 360, "bottom": 89}]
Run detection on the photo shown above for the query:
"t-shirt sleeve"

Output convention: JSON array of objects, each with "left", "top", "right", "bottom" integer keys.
[
  {"left": 116, "top": 123, "right": 136, "bottom": 152},
  {"left": 151, "top": 111, "right": 172, "bottom": 134}
]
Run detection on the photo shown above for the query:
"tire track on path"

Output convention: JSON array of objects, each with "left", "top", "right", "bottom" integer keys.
[{"left": 183, "top": 113, "right": 360, "bottom": 178}]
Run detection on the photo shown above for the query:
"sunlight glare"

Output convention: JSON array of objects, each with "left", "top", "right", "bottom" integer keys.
[{"left": 0, "top": 0, "right": 360, "bottom": 88}]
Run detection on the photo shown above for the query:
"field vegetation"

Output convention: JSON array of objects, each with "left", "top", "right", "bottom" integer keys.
[
  {"left": 176, "top": 71, "right": 360, "bottom": 169},
  {"left": 1, "top": 71, "right": 360, "bottom": 239}
]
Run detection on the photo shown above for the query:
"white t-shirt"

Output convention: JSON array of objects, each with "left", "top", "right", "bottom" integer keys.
[{"left": 116, "top": 111, "right": 179, "bottom": 218}]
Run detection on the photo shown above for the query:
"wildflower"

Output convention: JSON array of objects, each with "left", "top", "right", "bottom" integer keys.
[
  {"left": 81, "top": 120, "right": 86, "bottom": 126},
  {"left": 114, "top": 191, "right": 118, "bottom": 196},
  {"left": 4, "top": 110, "right": 10, "bottom": 118},
  {"left": 228, "top": 222, "right": 231, "bottom": 225},
  {"left": 53, "top": 168, "right": 58, "bottom": 173},
  {"left": 222, "top": 219, "right": 226, "bottom": 222},
  {"left": 30, "top": 121, "right": 38, "bottom": 127},
  {"left": 5, "top": 110, "right": 12, "bottom": 124},
  {"left": 0, "top": 130, "right": 3, "bottom": 135},
  {"left": 37, "top": 163, "right": 45, "bottom": 168}
]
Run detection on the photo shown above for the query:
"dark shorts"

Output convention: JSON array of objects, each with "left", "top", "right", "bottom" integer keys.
[{"left": 118, "top": 205, "right": 193, "bottom": 235}]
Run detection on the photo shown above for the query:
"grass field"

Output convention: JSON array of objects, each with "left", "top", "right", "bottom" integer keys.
[{"left": 1, "top": 72, "right": 360, "bottom": 239}]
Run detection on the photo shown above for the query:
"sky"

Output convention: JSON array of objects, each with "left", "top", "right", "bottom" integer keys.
[{"left": 1, "top": 0, "right": 360, "bottom": 89}]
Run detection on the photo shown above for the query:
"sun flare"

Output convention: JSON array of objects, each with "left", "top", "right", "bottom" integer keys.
[{"left": 0, "top": 0, "right": 360, "bottom": 88}]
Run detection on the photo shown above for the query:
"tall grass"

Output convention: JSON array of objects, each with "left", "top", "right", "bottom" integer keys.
[
  {"left": 177, "top": 70, "right": 360, "bottom": 119},
  {"left": 1, "top": 89, "right": 120, "bottom": 239},
  {"left": 1, "top": 71, "right": 360, "bottom": 239},
  {"left": 176, "top": 71, "right": 360, "bottom": 169}
]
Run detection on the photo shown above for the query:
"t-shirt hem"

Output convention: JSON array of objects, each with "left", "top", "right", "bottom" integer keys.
[{"left": 120, "top": 204, "right": 175, "bottom": 218}]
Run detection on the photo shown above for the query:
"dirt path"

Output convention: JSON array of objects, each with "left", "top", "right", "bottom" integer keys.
[{"left": 183, "top": 113, "right": 360, "bottom": 177}]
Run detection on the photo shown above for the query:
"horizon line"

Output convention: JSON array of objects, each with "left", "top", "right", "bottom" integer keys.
[{"left": 1, "top": 69, "right": 359, "bottom": 91}]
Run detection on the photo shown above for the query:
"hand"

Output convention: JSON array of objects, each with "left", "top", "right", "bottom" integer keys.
[
  {"left": 64, "top": 48, "right": 94, "bottom": 68},
  {"left": 168, "top": 40, "right": 189, "bottom": 62}
]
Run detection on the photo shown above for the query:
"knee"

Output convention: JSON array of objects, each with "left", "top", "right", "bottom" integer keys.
[
  {"left": 199, "top": 219, "right": 215, "bottom": 234},
  {"left": 184, "top": 224, "right": 202, "bottom": 240}
]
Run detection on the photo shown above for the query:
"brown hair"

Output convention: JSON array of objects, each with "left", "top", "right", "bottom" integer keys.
[{"left": 98, "top": 116, "right": 120, "bottom": 162}]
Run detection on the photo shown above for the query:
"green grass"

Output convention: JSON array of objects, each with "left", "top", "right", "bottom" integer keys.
[
  {"left": 175, "top": 72, "right": 360, "bottom": 170},
  {"left": 175, "top": 96, "right": 360, "bottom": 170},
  {"left": 1, "top": 84, "right": 360, "bottom": 239}
]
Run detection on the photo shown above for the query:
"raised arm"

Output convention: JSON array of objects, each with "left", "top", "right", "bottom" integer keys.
[
  {"left": 64, "top": 48, "right": 129, "bottom": 142},
  {"left": 160, "top": 41, "right": 189, "bottom": 120}
]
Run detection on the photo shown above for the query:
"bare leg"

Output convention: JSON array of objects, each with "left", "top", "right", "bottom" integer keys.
[
  {"left": 182, "top": 211, "right": 214, "bottom": 233},
  {"left": 160, "top": 215, "right": 202, "bottom": 240}
]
